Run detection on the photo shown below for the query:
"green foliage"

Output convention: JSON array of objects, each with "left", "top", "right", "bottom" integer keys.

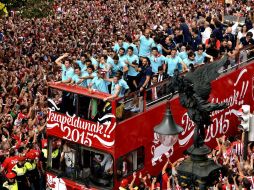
[{"left": 1, "top": 0, "right": 54, "bottom": 18}]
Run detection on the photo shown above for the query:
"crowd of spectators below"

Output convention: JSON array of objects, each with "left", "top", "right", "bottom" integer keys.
[
  {"left": 0, "top": 0, "right": 254, "bottom": 189},
  {"left": 120, "top": 137, "right": 254, "bottom": 190}
]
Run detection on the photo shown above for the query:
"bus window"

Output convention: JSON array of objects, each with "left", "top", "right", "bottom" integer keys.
[
  {"left": 47, "top": 137, "right": 113, "bottom": 188},
  {"left": 77, "top": 147, "right": 113, "bottom": 188},
  {"left": 47, "top": 137, "right": 78, "bottom": 179},
  {"left": 48, "top": 88, "right": 77, "bottom": 115},
  {"left": 117, "top": 147, "right": 145, "bottom": 179}
]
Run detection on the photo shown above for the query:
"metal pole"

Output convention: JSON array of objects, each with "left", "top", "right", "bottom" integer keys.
[{"left": 243, "top": 131, "right": 248, "bottom": 161}]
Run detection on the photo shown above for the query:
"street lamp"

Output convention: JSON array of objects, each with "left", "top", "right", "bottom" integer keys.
[{"left": 154, "top": 106, "right": 183, "bottom": 135}]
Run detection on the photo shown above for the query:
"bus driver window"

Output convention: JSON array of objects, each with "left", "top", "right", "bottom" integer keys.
[{"left": 117, "top": 147, "right": 144, "bottom": 179}]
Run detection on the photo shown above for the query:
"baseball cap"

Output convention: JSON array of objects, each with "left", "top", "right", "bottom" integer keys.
[
  {"left": 120, "top": 178, "right": 128, "bottom": 187},
  {"left": 26, "top": 152, "right": 36, "bottom": 160},
  {"left": 6, "top": 172, "right": 16, "bottom": 179}
]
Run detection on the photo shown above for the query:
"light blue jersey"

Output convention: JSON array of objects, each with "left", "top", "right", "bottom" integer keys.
[
  {"left": 76, "top": 60, "right": 86, "bottom": 72},
  {"left": 106, "top": 56, "right": 114, "bottom": 66},
  {"left": 165, "top": 56, "right": 182, "bottom": 76},
  {"left": 61, "top": 64, "right": 74, "bottom": 81},
  {"left": 127, "top": 43, "right": 139, "bottom": 55},
  {"left": 139, "top": 35, "right": 154, "bottom": 57},
  {"left": 118, "top": 78, "right": 129, "bottom": 97},
  {"left": 178, "top": 51, "right": 188, "bottom": 61},
  {"left": 149, "top": 55, "right": 165, "bottom": 73},
  {"left": 113, "top": 42, "right": 129, "bottom": 53},
  {"left": 118, "top": 54, "right": 127, "bottom": 64},
  {"left": 83, "top": 72, "right": 97, "bottom": 87},
  {"left": 183, "top": 58, "right": 195, "bottom": 67},
  {"left": 125, "top": 54, "right": 139, "bottom": 76},
  {"left": 91, "top": 76, "right": 109, "bottom": 94},
  {"left": 91, "top": 57, "right": 98, "bottom": 68},
  {"left": 110, "top": 61, "right": 127, "bottom": 76},
  {"left": 195, "top": 52, "right": 208, "bottom": 64}
]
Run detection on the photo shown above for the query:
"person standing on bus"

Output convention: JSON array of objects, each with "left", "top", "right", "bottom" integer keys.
[
  {"left": 125, "top": 46, "right": 139, "bottom": 92},
  {"left": 80, "top": 65, "right": 97, "bottom": 88},
  {"left": 127, "top": 57, "right": 153, "bottom": 113},
  {"left": 54, "top": 53, "right": 74, "bottom": 83},
  {"left": 89, "top": 70, "right": 109, "bottom": 94},
  {"left": 103, "top": 75, "right": 121, "bottom": 102},
  {"left": 148, "top": 47, "right": 165, "bottom": 74},
  {"left": 60, "top": 142, "right": 76, "bottom": 178},
  {"left": 137, "top": 29, "right": 155, "bottom": 58},
  {"left": 2, "top": 172, "right": 18, "bottom": 190},
  {"left": 71, "top": 66, "right": 87, "bottom": 87},
  {"left": 12, "top": 156, "right": 28, "bottom": 190},
  {"left": 25, "top": 152, "right": 40, "bottom": 190}
]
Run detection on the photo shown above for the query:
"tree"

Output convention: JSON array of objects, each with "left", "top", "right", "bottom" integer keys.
[{"left": 1, "top": 0, "right": 54, "bottom": 18}]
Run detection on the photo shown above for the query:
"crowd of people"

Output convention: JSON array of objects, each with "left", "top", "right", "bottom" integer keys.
[
  {"left": 0, "top": 0, "right": 254, "bottom": 189},
  {"left": 119, "top": 137, "right": 254, "bottom": 190}
]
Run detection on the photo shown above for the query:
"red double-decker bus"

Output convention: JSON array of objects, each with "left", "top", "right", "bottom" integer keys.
[{"left": 46, "top": 58, "right": 254, "bottom": 190}]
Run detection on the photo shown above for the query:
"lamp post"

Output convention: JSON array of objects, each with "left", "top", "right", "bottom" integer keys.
[{"left": 154, "top": 106, "right": 183, "bottom": 136}]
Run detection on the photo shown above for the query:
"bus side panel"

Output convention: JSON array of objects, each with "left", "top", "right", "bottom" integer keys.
[{"left": 114, "top": 62, "right": 254, "bottom": 179}]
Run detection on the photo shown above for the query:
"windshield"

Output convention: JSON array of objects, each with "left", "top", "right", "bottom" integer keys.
[{"left": 46, "top": 136, "right": 114, "bottom": 188}]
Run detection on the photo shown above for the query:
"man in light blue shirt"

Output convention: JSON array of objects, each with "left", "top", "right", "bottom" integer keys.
[
  {"left": 80, "top": 65, "right": 97, "bottom": 87},
  {"left": 195, "top": 46, "right": 213, "bottom": 65},
  {"left": 164, "top": 49, "right": 187, "bottom": 76},
  {"left": 71, "top": 66, "right": 90, "bottom": 87},
  {"left": 149, "top": 47, "right": 165, "bottom": 73},
  {"left": 118, "top": 48, "right": 128, "bottom": 64},
  {"left": 85, "top": 51, "right": 98, "bottom": 70},
  {"left": 139, "top": 29, "right": 154, "bottom": 57},
  {"left": 116, "top": 71, "right": 130, "bottom": 97},
  {"left": 113, "top": 37, "right": 129, "bottom": 53},
  {"left": 75, "top": 56, "right": 86, "bottom": 72},
  {"left": 183, "top": 52, "right": 196, "bottom": 68},
  {"left": 126, "top": 35, "right": 139, "bottom": 55},
  {"left": 55, "top": 53, "right": 74, "bottom": 83},
  {"left": 89, "top": 71, "right": 109, "bottom": 94},
  {"left": 111, "top": 54, "right": 128, "bottom": 77},
  {"left": 125, "top": 47, "right": 139, "bottom": 91}
]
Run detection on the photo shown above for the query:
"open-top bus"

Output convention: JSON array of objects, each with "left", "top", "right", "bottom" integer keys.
[{"left": 46, "top": 57, "right": 254, "bottom": 190}]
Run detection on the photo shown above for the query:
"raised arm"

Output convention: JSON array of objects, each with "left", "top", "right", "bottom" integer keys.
[{"left": 55, "top": 53, "right": 69, "bottom": 67}]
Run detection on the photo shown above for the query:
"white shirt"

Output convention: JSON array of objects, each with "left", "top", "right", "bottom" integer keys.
[
  {"left": 100, "top": 154, "right": 113, "bottom": 172},
  {"left": 231, "top": 22, "right": 238, "bottom": 35},
  {"left": 201, "top": 27, "right": 212, "bottom": 44},
  {"left": 64, "top": 151, "right": 75, "bottom": 168}
]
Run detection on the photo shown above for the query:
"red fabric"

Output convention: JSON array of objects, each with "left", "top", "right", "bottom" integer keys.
[
  {"left": 162, "top": 173, "right": 169, "bottom": 190},
  {"left": 28, "top": 149, "right": 41, "bottom": 159},
  {"left": 1, "top": 156, "right": 19, "bottom": 173}
]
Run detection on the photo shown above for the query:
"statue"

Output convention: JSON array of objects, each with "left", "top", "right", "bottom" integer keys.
[{"left": 169, "top": 56, "right": 229, "bottom": 148}]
